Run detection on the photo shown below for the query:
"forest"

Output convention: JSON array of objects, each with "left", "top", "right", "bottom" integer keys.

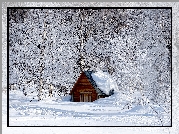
[{"left": 8, "top": 8, "right": 171, "bottom": 114}]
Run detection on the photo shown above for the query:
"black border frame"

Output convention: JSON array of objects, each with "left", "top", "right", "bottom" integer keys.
[{"left": 7, "top": 6, "right": 172, "bottom": 127}]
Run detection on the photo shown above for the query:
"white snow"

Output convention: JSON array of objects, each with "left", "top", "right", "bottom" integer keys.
[
  {"left": 5, "top": 90, "right": 170, "bottom": 127},
  {"left": 91, "top": 70, "right": 118, "bottom": 95}
]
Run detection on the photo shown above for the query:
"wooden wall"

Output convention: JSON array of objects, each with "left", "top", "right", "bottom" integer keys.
[{"left": 70, "top": 72, "right": 98, "bottom": 102}]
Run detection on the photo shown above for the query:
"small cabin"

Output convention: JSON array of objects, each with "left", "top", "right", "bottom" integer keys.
[{"left": 69, "top": 71, "right": 109, "bottom": 102}]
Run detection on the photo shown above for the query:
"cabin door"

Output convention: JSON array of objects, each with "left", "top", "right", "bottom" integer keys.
[
  {"left": 84, "top": 94, "right": 88, "bottom": 102},
  {"left": 80, "top": 93, "right": 92, "bottom": 102}
]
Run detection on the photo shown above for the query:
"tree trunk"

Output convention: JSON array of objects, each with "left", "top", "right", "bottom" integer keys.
[
  {"left": 38, "top": 78, "right": 43, "bottom": 100},
  {"left": 49, "top": 84, "right": 53, "bottom": 98}
]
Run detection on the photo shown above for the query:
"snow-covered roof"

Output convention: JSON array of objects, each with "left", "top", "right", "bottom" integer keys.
[
  {"left": 91, "top": 70, "right": 118, "bottom": 95},
  {"left": 84, "top": 70, "right": 118, "bottom": 95}
]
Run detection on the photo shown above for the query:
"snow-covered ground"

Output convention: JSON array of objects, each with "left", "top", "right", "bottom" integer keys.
[
  {"left": 2, "top": 69, "right": 172, "bottom": 133},
  {"left": 5, "top": 70, "right": 171, "bottom": 127},
  {"left": 4, "top": 90, "right": 170, "bottom": 126},
  {"left": 2, "top": 67, "right": 172, "bottom": 133},
  {"left": 2, "top": 90, "right": 173, "bottom": 134}
]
